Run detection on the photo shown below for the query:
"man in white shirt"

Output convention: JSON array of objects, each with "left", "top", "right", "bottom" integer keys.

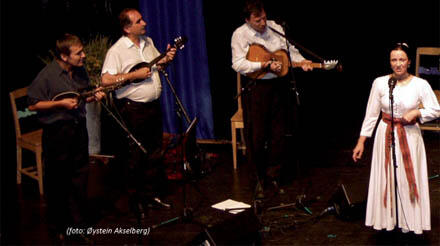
[
  {"left": 101, "top": 8, "right": 176, "bottom": 217},
  {"left": 231, "top": 0, "right": 312, "bottom": 199}
]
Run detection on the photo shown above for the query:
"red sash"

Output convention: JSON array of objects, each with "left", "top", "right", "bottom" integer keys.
[{"left": 382, "top": 112, "right": 419, "bottom": 208}]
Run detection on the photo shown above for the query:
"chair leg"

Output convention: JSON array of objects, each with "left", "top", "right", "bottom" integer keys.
[
  {"left": 239, "top": 128, "right": 246, "bottom": 155},
  {"left": 231, "top": 123, "right": 238, "bottom": 170},
  {"left": 36, "top": 149, "right": 44, "bottom": 195},
  {"left": 16, "top": 145, "right": 22, "bottom": 184}
]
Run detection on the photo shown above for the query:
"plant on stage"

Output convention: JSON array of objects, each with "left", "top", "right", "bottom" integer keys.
[{"left": 82, "top": 35, "right": 112, "bottom": 86}]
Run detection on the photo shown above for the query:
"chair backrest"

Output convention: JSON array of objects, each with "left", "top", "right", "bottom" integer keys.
[
  {"left": 237, "top": 73, "right": 242, "bottom": 110},
  {"left": 415, "top": 47, "right": 440, "bottom": 111},
  {"left": 9, "top": 87, "right": 29, "bottom": 139},
  {"left": 9, "top": 87, "right": 40, "bottom": 139},
  {"left": 415, "top": 47, "right": 440, "bottom": 77}
]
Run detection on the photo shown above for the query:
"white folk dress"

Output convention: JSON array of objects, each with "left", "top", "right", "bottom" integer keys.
[{"left": 360, "top": 75, "right": 440, "bottom": 234}]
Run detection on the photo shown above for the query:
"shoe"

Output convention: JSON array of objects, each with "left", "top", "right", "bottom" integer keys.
[
  {"left": 147, "top": 197, "right": 172, "bottom": 209},
  {"left": 255, "top": 182, "right": 265, "bottom": 199}
]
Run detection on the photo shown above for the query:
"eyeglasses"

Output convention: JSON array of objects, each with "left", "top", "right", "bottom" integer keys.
[{"left": 397, "top": 42, "right": 409, "bottom": 48}]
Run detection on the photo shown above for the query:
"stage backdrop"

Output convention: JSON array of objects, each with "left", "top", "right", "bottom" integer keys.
[{"left": 139, "top": 0, "right": 214, "bottom": 139}]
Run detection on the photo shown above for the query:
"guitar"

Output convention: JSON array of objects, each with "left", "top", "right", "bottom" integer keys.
[
  {"left": 246, "top": 44, "right": 339, "bottom": 79},
  {"left": 52, "top": 36, "right": 188, "bottom": 101}
]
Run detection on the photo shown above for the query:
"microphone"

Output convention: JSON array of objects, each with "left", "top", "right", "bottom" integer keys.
[
  {"left": 273, "top": 18, "right": 289, "bottom": 30},
  {"left": 388, "top": 76, "right": 397, "bottom": 91}
]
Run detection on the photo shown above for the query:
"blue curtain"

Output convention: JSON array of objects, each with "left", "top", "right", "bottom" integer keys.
[{"left": 139, "top": 0, "right": 214, "bottom": 139}]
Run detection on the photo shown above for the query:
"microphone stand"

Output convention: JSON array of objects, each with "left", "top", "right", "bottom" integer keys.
[
  {"left": 99, "top": 96, "right": 148, "bottom": 242},
  {"left": 269, "top": 24, "right": 309, "bottom": 194},
  {"left": 268, "top": 26, "right": 325, "bottom": 63},
  {"left": 150, "top": 67, "right": 206, "bottom": 230},
  {"left": 160, "top": 68, "right": 191, "bottom": 125},
  {"left": 99, "top": 99, "right": 147, "bottom": 154},
  {"left": 388, "top": 77, "right": 399, "bottom": 230},
  {"left": 269, "top": 25, "right": 301, "bottom": 107}
]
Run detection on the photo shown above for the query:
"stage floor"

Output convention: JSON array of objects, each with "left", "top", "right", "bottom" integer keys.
[{"left": 6, "top": 132, "right": 440, "bottom": 245}]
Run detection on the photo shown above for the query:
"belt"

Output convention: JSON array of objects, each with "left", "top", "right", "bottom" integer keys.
[{"left": 117, "top": 98, "right": 158, "bottom": 106}]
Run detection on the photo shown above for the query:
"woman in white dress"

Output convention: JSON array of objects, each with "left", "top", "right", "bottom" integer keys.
[{"left": 352, "top": 43, "right": 440, "bottom": 234}]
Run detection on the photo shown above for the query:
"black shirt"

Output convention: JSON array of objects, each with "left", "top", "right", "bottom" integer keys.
[{"left": 27, "top": 60, "right": 90, "bottom": 125}]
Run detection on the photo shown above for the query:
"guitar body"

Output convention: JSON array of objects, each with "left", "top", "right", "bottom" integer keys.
[
  {"left": 129, "top": 62, "right": 152, "bottom": 84},
  {"left": 52, "top": 86, "right": 98, "bottom": 101},
  {"left": 51, "top": 91, "right": 81, "bottom": 101},
  {"left": 246, "top": 44, "right": 290, "bottom": 79}
]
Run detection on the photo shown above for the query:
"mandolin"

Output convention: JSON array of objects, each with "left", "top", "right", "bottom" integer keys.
[
  {"left": 129, "top": 36, "right": 187, "bottom": 83},
  {"left": 52, "top": 36, "right": 188, "bottom": 101},
  {"left": 246, "top": 43, "right": 338, "bottom": 79}
]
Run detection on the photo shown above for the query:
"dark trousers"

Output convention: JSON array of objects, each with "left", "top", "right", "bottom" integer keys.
[
  {"left": 242, "top": 76, "right": 296, "bottom": 183},
  {"left": 42, "top": 118, "right": 89, "bottom": 234},
  {"left": 116, "top": 98, "right": 167, "bottom": 199}
]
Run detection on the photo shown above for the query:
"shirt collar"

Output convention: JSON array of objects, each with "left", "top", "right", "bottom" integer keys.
[
  {"left": 122, "top": 35, "right": 147, "bottom": 49},
  {"left": 51, "top": 59, "right": 84, "bottom": 78},
  {"left": 51, "top": 59, "right": 67, "bottom": 76},
  {"left": 245, "top": 23, "right": 268, "bottom": 38}
]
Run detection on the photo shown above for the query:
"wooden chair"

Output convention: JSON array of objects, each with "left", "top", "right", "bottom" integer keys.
[
  {"left": 9, "top": 87, "right": 44, "bottom": 195},
  {"left": 231, "top": 73, "right": 246, "bottom": 170},
  {"left": 415, "top": 47, "right": 440, "bottom": 131}
]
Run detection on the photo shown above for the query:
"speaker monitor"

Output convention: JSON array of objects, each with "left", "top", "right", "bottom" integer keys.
[
  {"left": 329, "top": 183, "right": 366, "bottom": 221},
  {"left": 189, "top": 209, "right": 261, "bottom": 246}
]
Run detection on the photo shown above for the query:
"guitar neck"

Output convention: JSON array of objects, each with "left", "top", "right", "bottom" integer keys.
[
  {"left": 148, "top": 52, "right": 167, "bottom": 68},
  {"left": 129, "top": 48, "right": 170, "bottom": 73},
  {"left": 291, "top": 62, "right": 323, "bottom": 69},
  {"left": 80, "top": 82, "right": 125, "bottom": 98}
]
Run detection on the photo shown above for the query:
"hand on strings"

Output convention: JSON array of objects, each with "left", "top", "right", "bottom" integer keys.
[
  {"left": 93, "top": 89, "right": 106, "bottom": 102},
  {"left": 300, "top": 60, "right": 313, "bottom": 71},
  {"left": 60, "top": 98, "right": 79, "bottom": 110},
  {"left": 85, "top": 88, "right": 106, "bottom": 103},
  {"left": 134, "top": 67, "right": 152, "bottom": 80},
  {"left": 158, "top": 44, "right": 177, "bottom": 70},
  {"left": 262, "top": 60, "right": 282, "bottom": 72},
  {"left": 159, "top": 44, "right": 177, "bottom": 66},
  {"left": 165, "top": 44, "right": 177, "bottom": 61}
]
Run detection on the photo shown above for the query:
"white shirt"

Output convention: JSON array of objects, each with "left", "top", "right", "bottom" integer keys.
[
  {"left": 231, "top": 20, "right": 305, "bottom": 79},
  {"left": 102, "top": 36, "right": 162, "bottom": 103}
]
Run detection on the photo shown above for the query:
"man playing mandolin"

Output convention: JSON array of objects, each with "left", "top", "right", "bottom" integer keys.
[
  {"left": 101, "top": 8, "right": 176, "bottom": 218},
  {"left": 231, "top": 0, "right": 313, "bottom": 199},
  {"left": 27, "top": 33, "right": 105, "bottom": 244}
]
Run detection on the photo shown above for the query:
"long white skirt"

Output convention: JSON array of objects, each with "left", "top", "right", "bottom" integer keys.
[{"left": 365, "top": 120, "right": 431, "bottom": 234}]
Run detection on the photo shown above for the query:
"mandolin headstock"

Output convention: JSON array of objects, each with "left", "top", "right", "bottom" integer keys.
[{"left": 174, "top": 36, "right": 188, "bottom": 50}]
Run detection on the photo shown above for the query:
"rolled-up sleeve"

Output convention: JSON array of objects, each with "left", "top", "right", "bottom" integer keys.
[{"left": 231, "top": 31, "right": 261, "bottom": 74}]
